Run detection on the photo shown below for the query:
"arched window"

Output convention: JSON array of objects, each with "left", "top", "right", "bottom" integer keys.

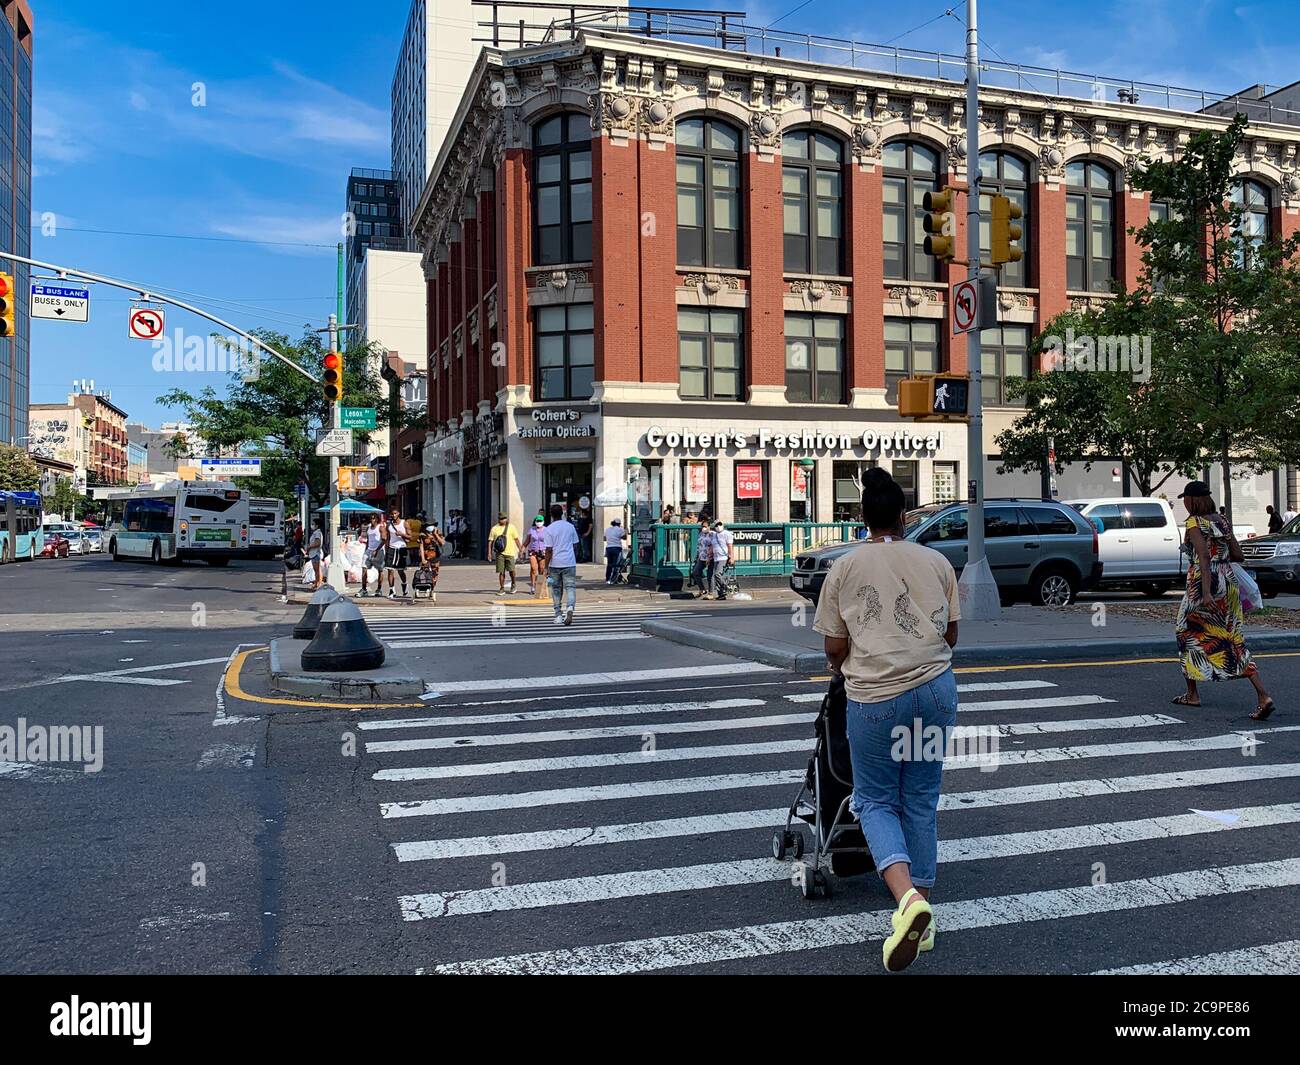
[
  {"left": 883, "top": 140, "right": 942, "bottom": 282},
  {"left": 533, "top": 113, "right": 591, "bottom": 265},
  {"left": 978, "top": 151, "right": 1030, "bottom": 288},
  {"left": 782, "top": 130, "right": 844, "bottom": 275},
  {"left": 1231, "top": 178, "right": 1271, "bottom": 264},
  {"left": 676, "top": 118, "right": 742, "bottom": 269},
  {"left": 1065, "top": 160, "right": 1116, "bottom": 292}
]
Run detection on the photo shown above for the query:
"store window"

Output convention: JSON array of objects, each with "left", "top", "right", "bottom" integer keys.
[
  {"left": 681, "top": 459, "right": 716, "bottom": 521},
  {"left": 784, "top": 314, "right": 845, "bottom": 404},
  {"left": 884, "top": 318, "right": 940, "bottom": 404},
  {"left": 782, "top": 129, "right": 844, "bottom": 275},
  {"left": 883, "top": 140, "right": 942, "bottom": 282},
  {"left": 789, "top": 461, "right": 816, "bottom": 521},
  {"left": 1065, "top": 160, "right": 1116, "bottom": 292},
  {"left": 832, "top": 460, "right": 874, "bottom": 522},
  {"left": 534, "top": 303, "right": 594, "bottom": 401},
  {"left": 978, "top": 151, "right": 1030, "bottom": 288},
  {"left": 676, "top": 118, "right": 743, "bottom": 269},
  {"left": 892, "top": 459, "right": 919, "bottom": 510},
  {"left": 679, "top": 308, "right": 744, "bottom": 401},
  {"left": 980, "top": 325, "right": 1030, "bottom": 406},
  {"left": 533, "top": 112, "right": 592, "bottom": 265},
  {"left": 733, "top": 460, "right": 769, "bottom": 523}
]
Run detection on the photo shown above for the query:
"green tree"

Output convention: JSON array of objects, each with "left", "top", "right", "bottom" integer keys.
[
  {"left": 47, "top": 478, "right": 83, "bottom": 519},
  {"left": 157, "top": 331, "right": 393, "bottom": 511},
  {"left": 0, "top": 444, "right": 39, "bottom": 491}
]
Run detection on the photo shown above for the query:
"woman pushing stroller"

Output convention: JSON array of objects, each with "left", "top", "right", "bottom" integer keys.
[{"left": 813, "top": 467, "right": 960, "bottom": 973}]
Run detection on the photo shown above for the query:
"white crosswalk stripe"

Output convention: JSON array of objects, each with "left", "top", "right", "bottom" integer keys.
[
  {"left": 362, "top": 670, "right": 1300, "bottom": 974},
  {"left": 363, "top": 605, "right": 688, "bottom": 641}
]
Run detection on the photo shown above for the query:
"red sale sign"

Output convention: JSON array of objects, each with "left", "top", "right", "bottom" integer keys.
[{"left": 736, "top": 464, "right": 764, "bottom": 499}]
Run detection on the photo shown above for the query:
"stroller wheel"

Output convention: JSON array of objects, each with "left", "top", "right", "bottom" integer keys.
[
  {"left": 790, "top": 832, "right": 804, "bottom": 859},
  {"left": 815, "top": 869, "right": 833, "bottom": 899},
  {"left": 771, "top": 830, "right": 788, "bottom": 861},
  {"left": 796, "top": 861, "right": 819, "bottom": 900}
]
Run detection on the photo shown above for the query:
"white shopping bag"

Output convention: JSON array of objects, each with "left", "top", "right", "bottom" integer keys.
[{"left": 1232, "top": 562, "right": 1263, "bottom": 614}]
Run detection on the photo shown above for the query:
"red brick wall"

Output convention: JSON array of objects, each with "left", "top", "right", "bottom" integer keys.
[
  {"left": 593, "top": 135, "right": 641, "bottom": 381},
  {"left": 1035, "top": 180, "right": 1068, "bottom": 334},
  {"left": 847, "top": 163, "right": 884, "bottom": 391},
  {"left": 1121, "top": 186, "right": 1149, "bottom": 291},
  {"left": 746, "top": 152, "right": 785, "bottom": 390},
  {"left": 497, "top": 148, "right": 532, "bottom": 396}
]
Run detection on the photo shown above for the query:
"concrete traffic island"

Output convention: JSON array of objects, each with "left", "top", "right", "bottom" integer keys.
[{"left": 266, "top": 637, "right": 424, "bottom": 700}]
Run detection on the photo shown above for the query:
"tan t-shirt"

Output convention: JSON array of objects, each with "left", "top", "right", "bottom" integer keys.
[{"left": 813, "top": 539, "right": 961, "bottom": 703}]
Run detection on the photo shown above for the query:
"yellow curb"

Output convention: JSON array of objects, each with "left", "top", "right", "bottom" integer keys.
[{"left": 223, "top": 648, "right": 426, "bottom": 710}]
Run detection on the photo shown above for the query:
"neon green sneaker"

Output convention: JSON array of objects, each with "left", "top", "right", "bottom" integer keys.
[{"left": 882, "top": 888, "right": 932, "bottom": 972}]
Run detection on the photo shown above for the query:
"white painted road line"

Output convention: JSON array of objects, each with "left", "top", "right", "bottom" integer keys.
[
  {"left": 396, "top": 803, "right": 1300, "bottom": 919},
  {"left": 358, "top": 698, "right": 767, "bottom": 732},
  {"left": 955, "top": 713, "right": 1181, "bottom": 737},
  {"left": 388, "top": 633, "right": 649, "bottom": 649},
  {"left": 0, "top": 655, "right": 230, "bottom": 692},
  {"left": 366, "top": 712, "right": 815, "bottom": 753},
  {"left": 418, "top": 663, "right": 780, "bottom": 696},
  {"left": 381, "top": 769, "right": 803, "bottom": 818},
  {"left": 426, "top": 857, "right": 1300, "bottom": 973},
  {"left": 1091, "top": 939, "right": 1300, "bottom": 975},
  {"left": 374, "top": 728, "right": 1244, "bottom": 783},
  {"left": 785, "top": 679, "right": 1059, "bottom": 701}
]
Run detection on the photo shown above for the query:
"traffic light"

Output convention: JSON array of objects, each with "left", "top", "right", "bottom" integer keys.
[
  {"left": 322, "top": 351, "right": 342, "bottom": 404},
  {"left": 0, "top": 272, "right": 14, "bottom": 338},
  {"left": 990, "top": 195, "right": 1023, "bottom": 266},
  {"left": 922, "top": 186, "right": 957, "bottom": 261},
  {"left": 898, "top": 374, "right": 971, "bottom": 420}
]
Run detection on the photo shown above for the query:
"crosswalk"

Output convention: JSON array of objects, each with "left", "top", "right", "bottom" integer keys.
[
  {"left": 356, "top": 670, "right": 1300, "bottom": 975},
  {"left": 360, "top": 604, "right": 689, "bottom": 649}
]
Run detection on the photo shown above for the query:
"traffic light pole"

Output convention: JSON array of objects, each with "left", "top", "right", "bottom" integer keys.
[
  {"left": 326, "top": 313, "right": 345, "bottom": 593},
  {"left": 959, "top": 0, "right": 1001, "bottom": 620}
]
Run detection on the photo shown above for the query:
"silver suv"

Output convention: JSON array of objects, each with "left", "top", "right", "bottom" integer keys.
[{"left": 790, "top": 500, "right": 1102, "bottom": 607}]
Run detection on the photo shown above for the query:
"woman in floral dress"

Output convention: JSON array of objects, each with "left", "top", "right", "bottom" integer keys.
[{"left": 1173, "top": 481, "right": 1275, "bottom": 720}]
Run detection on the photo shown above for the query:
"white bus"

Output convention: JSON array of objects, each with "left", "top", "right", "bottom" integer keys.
[
  {"left": 248, "top": 497, "right": 285, "bottom": 558},
  {"left": 102, "top": 480, "right": 250, "bottom": 565}
]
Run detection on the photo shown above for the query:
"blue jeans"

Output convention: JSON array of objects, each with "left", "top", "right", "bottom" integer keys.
[
  {"left": 549, "top": 565, "right": 577, "bottom": 616},
  {"left": 604, "top": 546, "right": 621, "bottom": 582},
  {"left": 845, "top": 668, "right": 958, "bottom": 889}
]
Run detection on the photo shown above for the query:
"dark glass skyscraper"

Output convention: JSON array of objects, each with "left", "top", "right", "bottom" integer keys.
[
  {"left": 0, "top": 0, "right": 33, "bottom": 447},
  {"left": 344, "top": 167, "right": 404, "bottom": 333}
]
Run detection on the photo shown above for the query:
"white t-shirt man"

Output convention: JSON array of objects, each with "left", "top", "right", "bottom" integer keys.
[
  {"left": 604, "top": 525, "right": 626, "bottom": 549},
  {"left": 365, "top": 523, "right": 384, "bottom": 555},
  {"left": 711, "top": 526, "right": 734, "bottom": 563},
  {"left": 544, "top": 519, "right": 580, "bottom": 568}
]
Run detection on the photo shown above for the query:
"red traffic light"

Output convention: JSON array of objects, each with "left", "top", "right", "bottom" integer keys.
[
  {"left": 323, "top": 352, "right": 341, "bottom": 371},
  {"left": 0, "top": 274, "right": 10, "bottom": 298}
]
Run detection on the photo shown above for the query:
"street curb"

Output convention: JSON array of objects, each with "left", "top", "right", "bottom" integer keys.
[
  {"left": 641, "top": 618, "right": 1300, "bottom": 673},
  {"left": 267, "top": 637, "right": 425, "bottom": 699}
]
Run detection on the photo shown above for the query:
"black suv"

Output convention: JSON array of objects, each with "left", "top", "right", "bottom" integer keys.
[
  {"left": 790, "top": 499, "right": 1103, "bottom": 606},
  {"left": 1240, "top": 515, "right": 1300, "bottom": 596}
]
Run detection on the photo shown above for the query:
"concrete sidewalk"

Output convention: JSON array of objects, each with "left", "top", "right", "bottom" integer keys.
[{"left": 642, "top": 605, "right": 1300, "bottom": 670}]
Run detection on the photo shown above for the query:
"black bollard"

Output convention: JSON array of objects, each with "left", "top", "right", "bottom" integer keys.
[
  {"left": 292, "top": 586, "right": 341, "bottom": 640},
  {"left": 300, "top": 599, "right": 386, "bottom": 672}
]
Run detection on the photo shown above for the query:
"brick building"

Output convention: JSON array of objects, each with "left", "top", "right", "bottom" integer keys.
[
  {"left": 70, "top": 389, "right": 128, "bottom": 487},
  {"left": 413, "top": 18, "right": 1300, "bottom": 547}
]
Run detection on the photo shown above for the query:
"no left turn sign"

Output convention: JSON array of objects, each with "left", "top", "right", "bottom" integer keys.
[
  {"left": 128, "top": 306, "right": 165, "bottom": 340},
  {"left": 952, "top": 278, "right": 979, "bottom": 334}
]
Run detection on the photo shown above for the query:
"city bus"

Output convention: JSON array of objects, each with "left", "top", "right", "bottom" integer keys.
[
  {"left": 103, "top": 480, "right": 250, "bottom": 565},
  {"left": 0, "top": 490, "right": 44, "bottom": 563},
  {"left": 248, "top": 497, "right": 285, "bottom": 559}
]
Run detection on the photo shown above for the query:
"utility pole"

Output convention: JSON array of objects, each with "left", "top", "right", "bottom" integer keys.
[
  {"left": 326, "top": 312, "right": 344, "bottom": 593},
  {"left": 958, "top": 0, "right": 1001, "bottom": 620}
]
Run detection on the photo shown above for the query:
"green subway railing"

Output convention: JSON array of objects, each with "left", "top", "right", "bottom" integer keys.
[{"left": 631, "top": 521, "right": 864, "bottom": 588}]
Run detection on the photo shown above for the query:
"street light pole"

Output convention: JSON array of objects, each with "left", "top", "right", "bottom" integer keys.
[
  {"left": 326, "top": 313, "right": 345, "bottom": 592},
  {"left": 958, "top": 0, "right": 1001, "bottom": 620}
]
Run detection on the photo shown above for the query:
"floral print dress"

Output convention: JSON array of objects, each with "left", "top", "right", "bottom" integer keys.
[{"left": 1176, "top": 515, "right": 1255, "bottom": 681}]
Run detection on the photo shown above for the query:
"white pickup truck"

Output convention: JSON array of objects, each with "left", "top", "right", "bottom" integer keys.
[{"left": 1065, "top": 497, "right": 1183, "bottom": 596}]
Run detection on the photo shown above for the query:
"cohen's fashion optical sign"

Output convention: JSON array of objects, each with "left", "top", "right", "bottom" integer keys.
[
  {"left": 515, "top": 408, "right": 597, "bottom": 440},
  {"left": 643, "top": 426, "right": 944, "bottom": 456}
]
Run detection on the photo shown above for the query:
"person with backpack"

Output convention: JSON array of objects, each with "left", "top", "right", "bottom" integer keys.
[{"left": 487, "top": 511, "right": 522, "bottom": 594}]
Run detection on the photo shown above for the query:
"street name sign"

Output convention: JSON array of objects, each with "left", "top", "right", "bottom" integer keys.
[
  {"left": 340, "top": 407, "right": 377, "bottom": 430},
  {"left": 31, "top": 281, "right": 90, "bottom": 323},
  {"left": 315, "top": 428, "right": 353, "bottom": 456}
]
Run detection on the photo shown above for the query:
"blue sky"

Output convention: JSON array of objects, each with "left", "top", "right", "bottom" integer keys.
[{"left": 32, "top": 0, "right": 1300, "bottom": 428}]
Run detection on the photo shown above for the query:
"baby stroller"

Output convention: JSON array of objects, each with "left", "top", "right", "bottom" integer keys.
[
  {"left": 771, "top": 674, "right": 875, "bottom": 899},
  {"left": 610, "top": 548, "right": 632, "bottom": 586}
]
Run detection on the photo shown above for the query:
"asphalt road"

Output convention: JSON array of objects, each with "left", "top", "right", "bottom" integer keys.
[{"left": 2, "top": 553, "right": 1298, "bottom": 975}]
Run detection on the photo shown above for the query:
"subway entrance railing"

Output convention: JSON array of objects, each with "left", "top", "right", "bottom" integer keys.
[{"left": 631, "top": 521, "right": 864, "bottom": 589}]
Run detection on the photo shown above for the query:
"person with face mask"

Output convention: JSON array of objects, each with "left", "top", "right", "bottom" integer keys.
[{"left": 524, "top": 514, "right": 549, "bottom": 597}]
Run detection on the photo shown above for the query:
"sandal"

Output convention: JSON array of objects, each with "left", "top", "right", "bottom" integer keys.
[
  {"left": 882, "top": 888, "right": 932, "bottom": 973},
  {"left": 1171, "top": 694, "right": 1200, "bottom": 707},
  {"left": 1250, "top": 701, "right": 1277, "bottom": 722}
]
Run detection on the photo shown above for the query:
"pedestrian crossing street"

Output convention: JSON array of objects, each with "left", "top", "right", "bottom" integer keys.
[
  {"left": 356, "top": 670, "right": 1300, "bottom": 975},
  {"left": 360, "top": 604, "right": 688, "bottom": 649}
]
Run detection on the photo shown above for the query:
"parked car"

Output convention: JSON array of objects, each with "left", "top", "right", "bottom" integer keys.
[
  {"left": 1064, "top": 497, "right": 1183, "bottom": 597},
  {"left": 39, "top": 533, "right": 70, "bottom": 559},
  {"left": 82, "top": 527, "right": 104, "bottom": 553},
  {"left": 791, "top": 499, "right": 1102, "bottom": 607},
  {"left": 61, "top": 528, "right": 87, "bottom": 555},
  {"left": 1240, "top": 514, "right": 1300, "bottom": 598}
]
